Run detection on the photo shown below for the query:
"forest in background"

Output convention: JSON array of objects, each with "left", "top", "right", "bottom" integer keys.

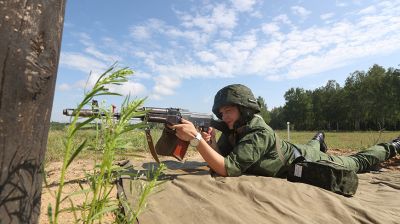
[{"left": 259, "top": 64, "right": 400, "bottom": 131}]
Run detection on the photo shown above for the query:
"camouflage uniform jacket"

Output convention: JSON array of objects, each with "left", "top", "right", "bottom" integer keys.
[{"left": 219, "top": 115, "right": 296, "bottom": 177}]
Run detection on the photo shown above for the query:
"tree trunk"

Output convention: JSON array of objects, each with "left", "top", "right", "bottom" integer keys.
[{"left": 0, "top": 1, "right": 65, "bottom": 223}]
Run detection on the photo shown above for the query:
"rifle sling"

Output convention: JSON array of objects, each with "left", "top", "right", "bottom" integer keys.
[{"left": 145, "top": 128, "right": 160, "bottom": 163}]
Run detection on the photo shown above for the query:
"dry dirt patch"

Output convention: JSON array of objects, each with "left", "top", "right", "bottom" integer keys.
[{"left": 40, "top": 160, "right": 115, "bottom": 224}]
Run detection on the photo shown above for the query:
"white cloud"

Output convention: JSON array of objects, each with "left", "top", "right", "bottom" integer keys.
[
  {"left": 108, "top": 81, "right": 147, "bottom": 96},
  {"left": 266, "top": 74, "right": 282, "bottom": 81},
  {"left": 214, "top": 61, "right": 234, "bottom": 75},
  {"left": 235, "top": 34, "right": 258, "bottom": 50},
  {"left": 81, "top": 35, "right": 122, "bottom": 65},
  {"left": 76, "top": 32, "right": 92, "bottom": 46},
  {"left": 80, "top": 72, "right": 101, "bottom": 90},
  {"left": 155, "top": 63, "right": 214, "bottom": 78},
  {"left": 65, "top": 33, "right": 122, "bottom": 68},
  {"left": 60, "top": 40, "right": 147, "bottom": 98},
  {"left": 66, "top": 70, "right": 147, "bottom": 98},
  {"left": 358, "top": 5, "right": 376, "bottom": 15},
  {"left": 58, "top": 83, "right": 72, "bottom": 91},
  {"left": 273, "top": 14, "right": 292, "bottom": 25},
  {"left": 320, "top": 12, "right": 334, "bottom": 20},
  {"left": 336, "top": 2, "right": 348, "bottom": 7},
  {"left": 261, "top": 23, "right": 280, "bottom": 35},
  {"left": 85, "top": 46, "right": 121, "bottom": 63},
  {"left": 291, "top": 6, "right": 311, "bottom": 19},
  {"left": 60, "top": 52, "right": 107, "bottom": 74},
  {"left": 245, "top": 41, "right": 283, "bottom": 74},
  {"left": 282, "top": 15, "right": 400, "bottom": 78},
  {"left": 63, "top": 1, "right": 400, "bottom": 101},
  {"left": 230, "top": 0, "right": 257, "bottom": 12},
  {"left": 220, "top": 30, "right": 233, "bottom": 38},
  {"left": 377, "top": 1, "right": 395, "bottom": 9},
  {"left": 151, "top": 75, "right": 182, "bottom": 99},
  {"left": 270, "top": 14, "right": 296, "bottom": 31},
  {"left": 130, "top": 25, "right": 151, "bottom": 40},
  {"left": 180, "top": 4, "right": 237, "bottom": 33},
  {"left": 213, "top": 41, "right": 232, "bottom": 53},
  {"left": 131, "top": 0, "right": 400, "bottom": 89},
  {"left": 133, "top": 71, "right": 152, "bottom": 79},
  {"left": 197, "top": 51, "right": 218, "bottom": 62},
  {"left": 237, "top": 1, "right": 400, "bottom": 80},
  {"left": 212, "top": 4, "right": 237, "bottom": 29},
  {"left": 164, "top": 28, "right": 209, "bottom": 46},
  {"left": 147, "top": 18, "right": 165, "bottom": 30},
  {"left": 194, "top": 2, "right": 396, "bottom": 82},
  {"left": 129, "top": 19, "right": 166, "bottom": 41}
]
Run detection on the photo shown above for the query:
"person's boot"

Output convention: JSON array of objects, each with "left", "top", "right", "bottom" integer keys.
[
  {"left": 390, "top": 136, "right": 400, "bottom": 155},
  {"left": 312, "top": 132, "right": 328, "bottom": 153}
]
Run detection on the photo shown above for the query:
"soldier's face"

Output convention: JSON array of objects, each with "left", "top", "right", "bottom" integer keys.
[{"left": 219, "top": 105, "right": 240, "bottom": 129}]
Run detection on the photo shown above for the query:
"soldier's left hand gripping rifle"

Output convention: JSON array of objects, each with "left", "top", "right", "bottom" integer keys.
[{"left": 63, "top": 101, "right": 225, "bottom": 163}]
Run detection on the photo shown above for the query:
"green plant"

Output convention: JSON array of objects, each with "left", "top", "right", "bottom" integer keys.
[{"left": 47, "top": 65, "right": 164, "bottom": 223}]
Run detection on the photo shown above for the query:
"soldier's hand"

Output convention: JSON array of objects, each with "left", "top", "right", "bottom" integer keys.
[
  {"left": 201, "top": 127, "right": 215, "bottom": 143},
  {"left": 172, "top": 118, "right": 198, "bottom": 142}
]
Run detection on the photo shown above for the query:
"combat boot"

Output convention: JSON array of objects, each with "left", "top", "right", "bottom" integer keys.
[
  {"left": 390, "top": 136, "right": 400, "bottom": 154},
  {"left": 312, "top": 132, "right": 328, "bottom": 153}
]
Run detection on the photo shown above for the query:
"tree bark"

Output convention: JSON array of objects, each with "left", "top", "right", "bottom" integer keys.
[{"left": 0, "top": 0, "right": 65, "bottom": 223}]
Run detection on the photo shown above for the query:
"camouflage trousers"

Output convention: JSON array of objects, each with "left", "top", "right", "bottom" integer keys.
[{"left": 294, "top": 140, "right": 397, "bottom": 173}]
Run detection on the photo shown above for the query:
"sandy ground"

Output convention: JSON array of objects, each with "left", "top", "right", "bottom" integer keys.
[
  {"left": 40, "top": 150, "right": 399, "bottom": 223},
  {"left": 40, "top": 159, "right": 113, "bottom": 223}
]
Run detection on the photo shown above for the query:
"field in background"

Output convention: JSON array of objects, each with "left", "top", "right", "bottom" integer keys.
[
  {"left": 46, "top": 126, "right": 400, "bottom": 164},
  {"left": 275, "top": 130, "right": 399, "bottom": 150}
]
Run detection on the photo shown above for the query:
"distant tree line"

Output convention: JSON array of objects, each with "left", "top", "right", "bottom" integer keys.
[
  {"left": 53, "top": 64, "right": 399, "bottom": 132},
  {"left": 261, "top": 64, "right": 400, "bottom": 131}
]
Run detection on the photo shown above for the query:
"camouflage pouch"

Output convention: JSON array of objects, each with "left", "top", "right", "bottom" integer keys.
[{"left": 287, "top": 160, "right": 359, "bottom": 197}]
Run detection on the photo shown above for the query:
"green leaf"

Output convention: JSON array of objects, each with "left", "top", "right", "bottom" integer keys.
[
  {"left": 115, "top": 152, "right": 147, "bottom": 158},
  {"left": 67, "top": 188, "right": 92, "bottom": 197},
  {"left": 95, "top": 64, "right": 116, "bottom": 84},
  {"left": 70, "top": 117, "right": 96, "bottom": 137},
  {"left": 93, "top": 92, "right": 122, "bottom": 97},
  {"left": 67, "top": 197, "right": 79, "bottom": 222},
  {"left": 88, "top": 205, "right": 119, "bottom": 222},
  {"left": 66, "top": 139, "right": 87, "bottom": 168},
  {"left": 47, "top": 203, "right": 53, "bottom": 224}
]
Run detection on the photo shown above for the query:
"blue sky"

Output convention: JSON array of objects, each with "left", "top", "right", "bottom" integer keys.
[{"left": 52, "top": 0, "right": 400, "bottom": 122}]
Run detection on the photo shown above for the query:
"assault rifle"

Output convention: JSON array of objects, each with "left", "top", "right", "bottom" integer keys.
[{"left": 63, "top": 101, "right": 225, "bottom": 163}]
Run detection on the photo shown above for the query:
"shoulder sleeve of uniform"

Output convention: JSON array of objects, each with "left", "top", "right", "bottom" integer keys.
[{"left": 224, "top": 129, "right": 274, "bottom": 176}]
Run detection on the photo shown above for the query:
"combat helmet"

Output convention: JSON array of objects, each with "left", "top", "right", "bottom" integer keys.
[{"left": 212, "top": 84, "right": 260, "bottom": 120}]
